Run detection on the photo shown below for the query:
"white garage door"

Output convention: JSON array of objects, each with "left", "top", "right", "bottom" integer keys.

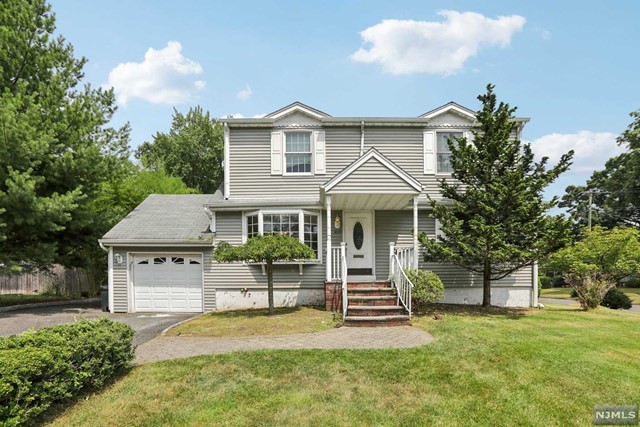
[{"left": 133, "top": 255, "right": 203, "bottom": 312}]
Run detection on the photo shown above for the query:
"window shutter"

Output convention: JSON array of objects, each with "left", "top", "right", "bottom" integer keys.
[
  {"left": 271, "top": 131, "right": 283, "bottom": 175},
  {"left": 423, "top": 131, "right": 436, "bottom": 174},
  {"left": 313, "top": 130, "right": 326, "bottom": 175}
]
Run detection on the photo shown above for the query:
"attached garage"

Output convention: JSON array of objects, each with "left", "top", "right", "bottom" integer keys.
[{"left": 132, "top": 254, "right": 203, "bottom": 313}]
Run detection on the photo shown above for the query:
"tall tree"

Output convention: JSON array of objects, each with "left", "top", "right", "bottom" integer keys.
[
  {"left": 214, "top": 235, "right": 315, "bottom": 315},
  {"left": 418, "top": 84, "right": 574, "bottom": 307},
  {"left": 0, "top": 0, "right": 130, "bottom": 274},
  {"left": 560, "top": 110, "right": 640, "bottom": 230},
  {"left": 136, "top": 106, "right": 224, "bottom": 194}
]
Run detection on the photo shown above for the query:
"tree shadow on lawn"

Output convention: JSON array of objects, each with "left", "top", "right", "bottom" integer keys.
[
  {"left": 35, "top": 365, "right": 133, "bottom": 426},
  {"left": 413, "top": 303, "right": 533, "bottom": 320}
]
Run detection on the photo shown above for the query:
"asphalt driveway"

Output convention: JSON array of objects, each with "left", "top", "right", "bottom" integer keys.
[{"left": 0, "top": 300, "right": 196, "bottom": 346}]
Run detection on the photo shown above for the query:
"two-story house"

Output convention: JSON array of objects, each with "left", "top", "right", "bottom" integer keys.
[{"left": 99, "top": 101, "right": 538, "bottom": 320}]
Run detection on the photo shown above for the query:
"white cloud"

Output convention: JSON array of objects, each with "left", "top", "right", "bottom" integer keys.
[
  {"left": 236, "top": 84, "right": 252, "bottom": 100},
  {"left": 107, "top": 41, "right": 205, "bottom": 106},
  {"left": 351, "top": 11, "right": 526, "bottom": 75},
  {"left": 223, "top": 113, "right": 265, "bottom": 119},
  {"left": 528, "top": 131, "right": 623, "bottom": 174}
]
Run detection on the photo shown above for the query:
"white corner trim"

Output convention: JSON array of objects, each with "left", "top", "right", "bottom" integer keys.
[{"left": 108, "top": 246, "right": 114, "bottom": 313}]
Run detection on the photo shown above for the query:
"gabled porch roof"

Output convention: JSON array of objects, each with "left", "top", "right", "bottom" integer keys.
[{"left": 320, "top": 148, "right": 422, "bottom": 210}]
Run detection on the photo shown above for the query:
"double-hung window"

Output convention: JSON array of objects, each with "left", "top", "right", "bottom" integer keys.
[
  {"left": 244, "top": 210, "right": 321, "bottom": 259},
  {"left": 436, "top": 132, "right": 462, "bottom": 173},
  {"left": 285, "top": 132, "right": 312, "bottom": 173}
]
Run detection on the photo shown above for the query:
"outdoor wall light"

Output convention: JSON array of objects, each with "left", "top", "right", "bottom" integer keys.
[{"left": 334, "top": 215, "right": 341, "bottom": 230}]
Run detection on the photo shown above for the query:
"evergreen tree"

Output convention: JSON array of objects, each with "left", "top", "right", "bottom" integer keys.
[
  {"left": 0, "top": 0, "right": 130, "bottom": 274},
  {"left": 418, "top": 84, "right": 574, "bottom": 307}
]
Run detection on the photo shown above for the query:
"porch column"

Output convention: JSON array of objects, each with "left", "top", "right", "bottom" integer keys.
[
  {"left": 326, "top": 195, "right": 332, "bottom": 281},
  {"left": 413, "top": 196, "right": 419, "bottom": 269}
]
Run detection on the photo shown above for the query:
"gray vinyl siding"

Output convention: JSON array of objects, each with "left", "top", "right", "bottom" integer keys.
[
  {"left": 211, "top": 211, "right": 326, "bottom": 291},
  {"left": 228, "top": 127, "right": 362, "bottom": 198},
  {"left": 373, "top": 210, "right": 533, "bottom": 288},
  {"left": 329, "top": 158, "right": 417, "bottom": 194},
  {"left": 110, "top": 246, "right": 211, "bottom": 313},
  {"left": 112, "top": 249, "right": 128, "bottom": 312},
  {"left": 228, "top": 126, "right": 460, "bottom": 200}
]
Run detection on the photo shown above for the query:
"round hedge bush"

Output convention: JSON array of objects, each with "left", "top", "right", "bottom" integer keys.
[
  {"left": 405, "top": 268, "right": 445, "bottom": 306},
  {"left": 601, "top": 288, "right": 633, "bottom": 310}
]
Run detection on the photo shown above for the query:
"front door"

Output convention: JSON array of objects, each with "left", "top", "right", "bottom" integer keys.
[{"left": 344, "top": 211, "right": 374, "bottom": 276}]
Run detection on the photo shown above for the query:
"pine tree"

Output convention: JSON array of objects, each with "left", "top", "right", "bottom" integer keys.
[{"left": 418, "top": 84, "right": 574, "bottom": 307}]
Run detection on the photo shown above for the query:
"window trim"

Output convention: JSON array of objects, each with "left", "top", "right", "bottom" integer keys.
[
  {"left": 435, "top": 129, "right": 465, "bottom": 176},
  {"left": 282, "top": 130, "right": 314, "bottom": 176},
  {"left": 242, "top": 209, "right": 322, "bottom": 262}
]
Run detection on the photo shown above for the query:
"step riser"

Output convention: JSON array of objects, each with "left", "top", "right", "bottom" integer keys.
[
  {"left": 348, "top": 299, "right": 397, "bottom": 306},
  {"left": 347, "top": 309, "right": 405, "bottom": 316},
  {"left": 347, "top": 282, "right": 391, "bottom": 289},
  {"left": 344, "top": 319, "right": 411, "bottom": 327},
  {"left": 348, "top": 290, "right": 395, "bottom": 297}
]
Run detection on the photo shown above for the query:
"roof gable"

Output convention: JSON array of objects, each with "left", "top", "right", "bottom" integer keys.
[
  {"left": 323, "top": 148, "right": 422, "bottom": 194},
  {"left": 419, "top": 102, "right": 476, "bottom": 120},
  {"left": 265, "top": 101, "right": 331, "bottom": 120}
]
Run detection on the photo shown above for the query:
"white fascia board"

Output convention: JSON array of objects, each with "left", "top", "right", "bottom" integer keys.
[{"left": 98, "top": 239, "right": 214, "bottom": 247}]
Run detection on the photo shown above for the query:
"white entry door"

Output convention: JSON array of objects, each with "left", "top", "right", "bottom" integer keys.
[
  {"left": 133, "top": 255, "right": 203, "bottom": 312},
  {"left": 344, "top": 212, "right": 374, "bottom": 276}
]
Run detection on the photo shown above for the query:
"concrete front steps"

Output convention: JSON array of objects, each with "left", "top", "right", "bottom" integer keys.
[{"left": 344, "top": 281, "right": 410, "bottom": 327}]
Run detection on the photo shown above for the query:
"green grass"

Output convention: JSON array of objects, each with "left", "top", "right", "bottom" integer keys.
[
  {"left": 167, "top": 306, "right": 339, "bottom": 337},
  {"left": 46, "top": 305, "right": 640, "bottom": 426},
  {"left": 0, "top": 293, "right": 71, "bottom": 307},
  {"left": 541, "top": 287, "right": 640, "bottom": 304}
]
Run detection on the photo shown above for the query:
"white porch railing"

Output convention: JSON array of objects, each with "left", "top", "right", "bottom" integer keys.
[
  {"left": 330, "top": 243, "right": 348, "bottom": 319},
  {"left": 340, "top": 243, "right": 348, "bottom": 319},
  {"left": 330, "top": 246, "right": 343, "bottom": 281},
  {"left": 389, "top": 243, "right": 415, "bottom": 318}
]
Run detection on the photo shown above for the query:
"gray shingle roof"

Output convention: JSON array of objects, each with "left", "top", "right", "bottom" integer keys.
[{"left": 101, "top": 194, "right": 213, "bottom": 243}]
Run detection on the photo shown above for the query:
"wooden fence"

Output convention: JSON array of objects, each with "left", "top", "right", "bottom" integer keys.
[{"left": 0, "top": 265, "right": 97, "bottom": 296}]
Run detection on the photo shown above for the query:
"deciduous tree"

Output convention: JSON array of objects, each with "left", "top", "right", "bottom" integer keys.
[{"left": 136, "top": 106, "right": 224, "bottom": 194}]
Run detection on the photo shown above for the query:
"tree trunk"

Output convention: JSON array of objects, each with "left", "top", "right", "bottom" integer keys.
[
  {"left": 266, "top": 262, "right": 274, "bottom": 315},
  {"left": 482, "top": 258, "right": 491, "bottom": 308}
]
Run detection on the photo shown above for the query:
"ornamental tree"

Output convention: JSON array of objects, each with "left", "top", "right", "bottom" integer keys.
[
  {"left": 214, "top": 234, "right": 316, "bottom": 315},
  {"left": 418, "top": 84, "right": 574, "bottom": 307},
  {"left": 546, "top": 226, "right": 640, "bottom": 309}
]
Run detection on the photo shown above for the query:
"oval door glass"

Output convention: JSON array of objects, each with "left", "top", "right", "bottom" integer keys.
[{"left": 353, "top": 222, "right": 364, "bottom": 250}]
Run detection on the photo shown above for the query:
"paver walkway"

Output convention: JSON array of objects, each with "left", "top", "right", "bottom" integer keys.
[{"left": 135, "top": 326, "right": 434, "bottom": 364}]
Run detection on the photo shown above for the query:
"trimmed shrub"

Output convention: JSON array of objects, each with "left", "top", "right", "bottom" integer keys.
[
  {"left": 0, "top": 318, "right": 134, "bottom": 426},
  {"left": 405, "top": 269, "right": 445, "bottom": 307},
  {"left": 601, "top": 288, "right": 633, "bottom": 310}
]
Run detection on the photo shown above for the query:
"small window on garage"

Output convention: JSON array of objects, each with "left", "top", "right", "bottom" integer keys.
[
  {"left": 189, "top": 259, "right": 201, "bottom": 265},
  {"left": 172, "top": 257, "right": 185, "bottom": 264},
  {"left": 137, "top": 259, "right": 149, "bottom": 265},
  {"left": 153, "top": 257, "right": 167, "bottom": 264}
]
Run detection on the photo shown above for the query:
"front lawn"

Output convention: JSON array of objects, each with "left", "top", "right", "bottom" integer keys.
[
  {"left": 541, "top": 287, "right": 640, "bottom": 304},
  {"left": 0, "top": 294, "right": 71, "bottom": 307},
  {"left": 47, "top": 305, "right": 640, "bottom": 426},
  {"left": 166, "top": 306, "right": 339, "bottom": 337}
]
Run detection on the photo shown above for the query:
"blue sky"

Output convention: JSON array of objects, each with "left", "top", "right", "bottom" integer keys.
[{"left": 51, "top": 0, "right": 640, "bottom": 198}]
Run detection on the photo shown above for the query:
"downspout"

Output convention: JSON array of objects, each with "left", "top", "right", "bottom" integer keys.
[
  {"left": 204, "top": 207, "right": 216, "bottom": 233},
  {"left": 223, "top": 123, "right": 230, "bottom": 199},
  {"left": 360, "top": 121, "right": 365, "bottom": 157}
]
